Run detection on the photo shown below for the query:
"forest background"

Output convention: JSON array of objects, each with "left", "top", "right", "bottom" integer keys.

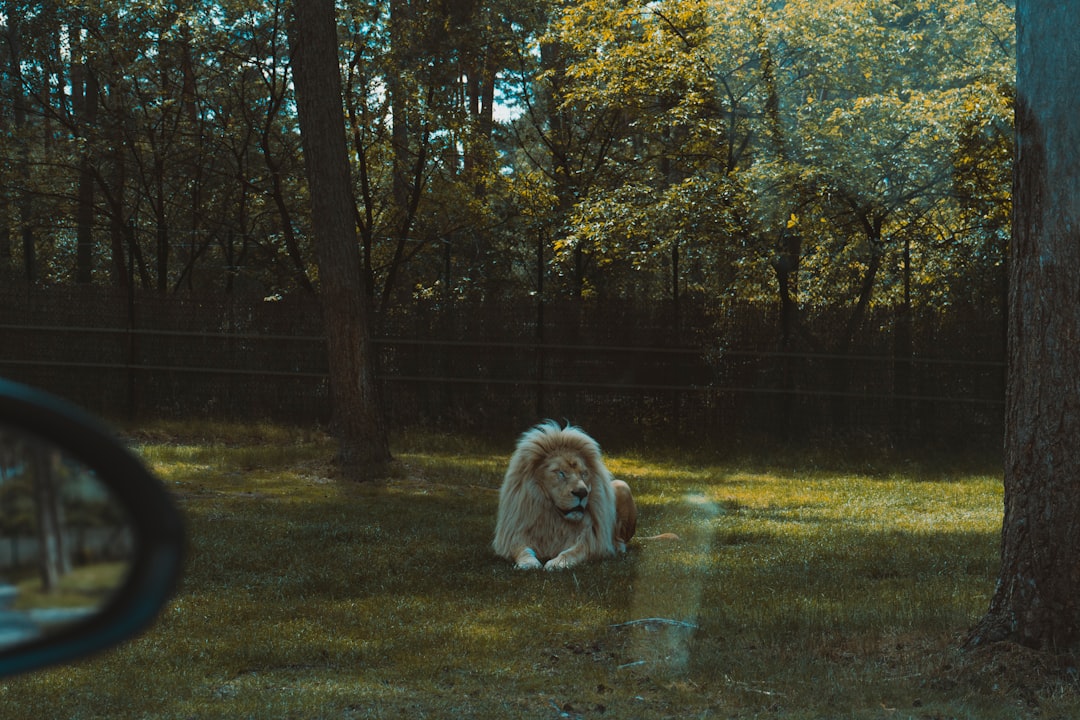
[{"left": 0, "top": 0, "right": 1014, "bottom": 446}]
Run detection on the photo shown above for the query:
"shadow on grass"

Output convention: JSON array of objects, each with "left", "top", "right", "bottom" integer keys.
[
  {"left": 174, "top": 458, "right": 1002, "bottom": 672},
  {"left": 4, "top": 427, "right": 1067, "bottom": 720}
]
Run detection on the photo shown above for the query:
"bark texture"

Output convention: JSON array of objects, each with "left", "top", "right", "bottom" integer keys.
[
  {"left": 288, "top": 0, "right": 391, "bottom": 479},
  {"left": 968, "top": 0, "right": 1080, "bottom": 652}
]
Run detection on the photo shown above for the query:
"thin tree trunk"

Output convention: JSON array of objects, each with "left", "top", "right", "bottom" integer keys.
[
  {"left": 73, "top": 51, "right": 99, "bottom": 284},
  {"left": 32, "top": 445, "right": 68, "bottom": 593},
  {"left": 0, "top": 67, "right": 10, "bottom": 278},
  {"left": 7, "top": 5, "right": 35, "bottom": 281}
]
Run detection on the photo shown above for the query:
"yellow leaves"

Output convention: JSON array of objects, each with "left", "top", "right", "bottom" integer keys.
[{"left": 786, "top": 213, "right": 800, "bottom": 229}]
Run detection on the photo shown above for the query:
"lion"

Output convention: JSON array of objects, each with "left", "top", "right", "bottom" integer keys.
[{"left": 493, "top": 421, "right": 637, "bottom": 570}]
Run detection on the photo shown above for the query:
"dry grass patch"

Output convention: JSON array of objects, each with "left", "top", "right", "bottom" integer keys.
[{"left": 2, "top": 425, "right": 1075, "bottom": 719}]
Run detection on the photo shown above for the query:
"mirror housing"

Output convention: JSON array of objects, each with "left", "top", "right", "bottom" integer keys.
[{"left": 0, "top": 379, "right": 183, "bottom": 677}]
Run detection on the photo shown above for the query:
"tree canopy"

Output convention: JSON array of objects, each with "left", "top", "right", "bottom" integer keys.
[{"left": 0, "top": 0, "right": 1014, "bottom": 322}]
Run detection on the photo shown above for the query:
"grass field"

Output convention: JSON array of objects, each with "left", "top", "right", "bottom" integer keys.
[{"left": 3, "top": 423, "right": 1076, "bottom": 719}]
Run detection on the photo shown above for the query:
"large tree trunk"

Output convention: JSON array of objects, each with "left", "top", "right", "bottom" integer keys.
[
  {"left": 288, "top": 0, "right": 391, "bottom": 479},
  {"left": 968, "top": 0, "right": 1080, "bottom": 652}
]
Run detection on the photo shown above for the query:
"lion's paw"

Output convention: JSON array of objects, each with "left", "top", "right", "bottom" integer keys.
[
  {"left": 543, "top": 554, "right": 578, "bottom": 571},
  {"left": 514, "top": 548, "right": 543, "bottom": 570}
]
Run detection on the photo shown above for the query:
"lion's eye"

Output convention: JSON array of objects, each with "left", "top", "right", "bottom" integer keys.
[{"left": 557, "top": 470, "right": 567, "bottom": 480}]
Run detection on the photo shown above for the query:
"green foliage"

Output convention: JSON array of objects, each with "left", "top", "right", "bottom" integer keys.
[
  {"left": 3, "top": 425, "right": 1073, "bottom": 719},
  {"left": 0, "top": 0, "right": 1013, "bottom": 317}
]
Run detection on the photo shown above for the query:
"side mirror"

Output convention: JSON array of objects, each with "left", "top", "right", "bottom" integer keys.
[{"left": 0, "top": 379, "right": 183, "bottom": 677}]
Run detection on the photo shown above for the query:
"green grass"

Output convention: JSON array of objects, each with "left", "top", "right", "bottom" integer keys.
[
  {"left": 13, "top": 562, "right": 129, "bottom": 611},
  {"left": 3, "top": 425, "right": 1076, "bottom": 719}
]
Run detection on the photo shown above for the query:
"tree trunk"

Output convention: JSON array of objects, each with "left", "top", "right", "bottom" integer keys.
[
  {"left": 73, "top": 42, "right": 99, "bottom": 284},
  {"left": 7, "top": 5, "right": 35, "bottom": 281},
  {"left": 967, "top": 0, "right": 1080, "bottom": 652},
  {"left": 32, "top": 445, "right": 69, "bottom": 594},
  {"left": 0, "top": 190, "right": 10, "bottom": 279},
  {"left": 288, "top": 0, "right": 391, "bottom": 479},
  {"left": 260, "top": 122, "right": 313, "bottom": 294},
  {"left": 103, "top": 18, "right": 131, "bottom": 288},
  {"left": 0, "top": 58, "right": 10, "bottom": 278}
]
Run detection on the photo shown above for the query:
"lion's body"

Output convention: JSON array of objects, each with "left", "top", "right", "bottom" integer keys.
[{"left": 493, "top": 421, "right": 637, "bottom": 570}]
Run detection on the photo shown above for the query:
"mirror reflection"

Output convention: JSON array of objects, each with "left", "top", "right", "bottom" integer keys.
[{"left": 0, "top": 429, "right": 133, "bottom": 649}]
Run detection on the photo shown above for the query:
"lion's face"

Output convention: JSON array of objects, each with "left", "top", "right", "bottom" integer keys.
[{"left": 539, "top": 453, "right": 592, "bottom": 521}]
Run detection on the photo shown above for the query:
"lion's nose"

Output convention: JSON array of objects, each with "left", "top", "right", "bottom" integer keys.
[{"left": 572, "top": 487, "right": 588, "bottom": 500}]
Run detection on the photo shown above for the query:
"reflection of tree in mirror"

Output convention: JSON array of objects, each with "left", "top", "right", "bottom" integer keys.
[{"left": 0, "top": 430, "right": 133, "bottom": 642}]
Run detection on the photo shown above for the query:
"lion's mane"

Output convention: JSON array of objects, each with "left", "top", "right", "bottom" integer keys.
[{"left": 492, "top": 421, "right": 618, "bottom": 567}]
